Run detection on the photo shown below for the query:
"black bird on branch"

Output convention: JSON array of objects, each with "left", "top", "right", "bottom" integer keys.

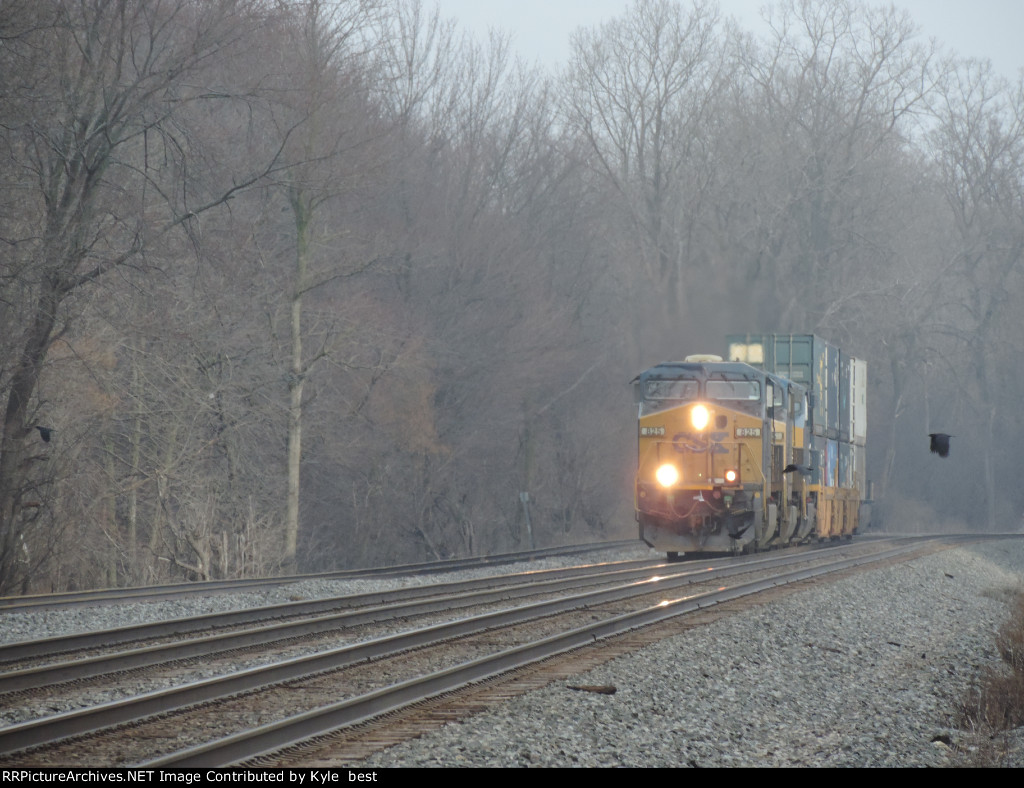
[
  {"left": 34, "top": 426, "right": 54, "bottom": 443},
  {"left": 929, "top": 433, "right": 952, "bottom": 458}
]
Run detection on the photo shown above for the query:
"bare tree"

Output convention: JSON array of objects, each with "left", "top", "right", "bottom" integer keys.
[
  {"left": 925, "top": 60, "right": 1024, "bottom": 529},
  {"left": 563, "top": 0, "right": 726, "bottom": 342},
  {"left": 732, "top": 0, "right": 936, "bottom": 329},
  {"left": 0, "top": 0, "right": 287, "bottom": 592},
  {"left": 250, "top": 0, "right": 387, "bottom": 570}
]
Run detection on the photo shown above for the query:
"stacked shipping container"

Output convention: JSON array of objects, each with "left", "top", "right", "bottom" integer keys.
[{"left": 726, "top": 334, "right": 869, "bottom": 537}]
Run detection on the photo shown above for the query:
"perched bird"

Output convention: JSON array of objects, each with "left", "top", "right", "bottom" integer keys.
[
  {"left": 34, "top": 425, "right": 54, "bottom": 443},
  {"left": 783, "top": 464, "right": 813, "bottom": 475},
  {"left": 929, "top": 433, "right": 952, "bottom": 458}
]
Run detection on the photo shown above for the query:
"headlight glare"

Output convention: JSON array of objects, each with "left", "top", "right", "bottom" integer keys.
[
  {"left": 655, "top": 463, "right": 680, "bottom": 487},
  {"left": 691, "top": 404, "right": 709, "bottom": 430}
]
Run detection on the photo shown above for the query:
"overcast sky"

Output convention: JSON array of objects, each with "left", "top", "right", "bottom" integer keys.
[{"left": 431, "top": 0, "right": 1024, "bottom": 80}]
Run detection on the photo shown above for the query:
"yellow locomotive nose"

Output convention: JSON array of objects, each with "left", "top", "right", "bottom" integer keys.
[{"left": 655, "top": 463, "right": 680, "bottom": 487}]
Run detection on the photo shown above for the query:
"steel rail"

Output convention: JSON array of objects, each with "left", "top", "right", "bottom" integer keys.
[
  {"left": 0, "top": 539, "right": 922, "bottom": 758},
  {"left": 0, "top": 541, "right": 882, "bottom": 690},
  {"left": 0, "top": 553, "right": 668, "bottom": 665},
  {"left": 0, "top": 540, "right": 639, "bottom": 613},
  {"left": 142, "top": 540, "right": 940, "bottom": 767},
  {"left": 0, "top": 556, "right": 698, "bottom": 691},
  {"left": 0, "top": 548, "right": 688, "bottom": 667}
]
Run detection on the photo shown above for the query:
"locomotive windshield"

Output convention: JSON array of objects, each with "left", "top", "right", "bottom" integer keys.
[
  {"left": 644, "top": 379, "right": 698, "bottom": 400},
  {"left": 706, "top": 375, "right": 762, "bottom": 417},
  {"left": 638, "top": 378, "right": 698, "bottom": 416},
  {"left": 706, "top": 379, "right": 760, "bottom": 400},
  {"left": 636, "top": 367, "right": 765, "bottom": 417}
]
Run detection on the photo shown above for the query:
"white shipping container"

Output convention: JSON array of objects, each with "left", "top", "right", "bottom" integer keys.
[{"left": 851, "top": 357, "right": 867, "bottom": 445}]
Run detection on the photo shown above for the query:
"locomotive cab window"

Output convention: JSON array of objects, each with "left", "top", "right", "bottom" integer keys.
[
  {"left": 637, "top": 378, "right": 698, "bottom": 416},
  {"left": 644, "top": 379, "right": 698, "bottom": 401},
  {"left": 789, "top": 386, "right": 807, "bottom": 428},
  {"left": 767, "top": 383, "right": 785, "bottom": 421},
  {"left": 707, "top": 376, "right": 761, "bottom": 418},
  {"left": 705, "top": 379, "right": 759, "bottom": 401}
]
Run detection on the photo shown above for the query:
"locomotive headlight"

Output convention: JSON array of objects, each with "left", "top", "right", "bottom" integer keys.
[
  {"left": 724, "top": 468, "right": 738, "bottom": 484},
  {"left": 691, "top": 404, "right": 709, "bottom": 430},
  {"left": 655, "top": 463, "right": 680, "bottom": 488}
]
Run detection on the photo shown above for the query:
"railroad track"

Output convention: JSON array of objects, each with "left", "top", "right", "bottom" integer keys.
[
  {"left": 0, "top": 554, "right": 685, "bottom": 704},
  {"left": 0, "top": 536, "right": 976, "bottom": 767},
  {"left": 0, "top": 541, "right": 639, "bottom": 614},
  {"left": 0, "top": 553, "right": 667, "bottom": 673}
]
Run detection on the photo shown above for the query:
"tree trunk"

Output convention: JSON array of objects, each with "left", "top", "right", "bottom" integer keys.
[
  {"left": 0, "top": 281, "right": 61, "bottom": 592},
  {"left": 284, "top": 190, "right": 311, "bottom": 572}
]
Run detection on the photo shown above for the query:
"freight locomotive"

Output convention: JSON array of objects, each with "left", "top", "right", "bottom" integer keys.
[{"left": 633, "top": 334, "right": 868, "bottom": 558}]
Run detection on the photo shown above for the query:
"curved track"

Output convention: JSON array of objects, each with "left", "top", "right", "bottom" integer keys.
[
  {"left": 0, "top": 535, "right": 1007, "bottom": 767},
  {"left": 0, "top": 541, "right": 639, "bottom": 614}
]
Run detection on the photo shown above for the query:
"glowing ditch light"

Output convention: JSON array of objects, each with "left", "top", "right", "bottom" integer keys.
[
  {"left": 655, "top": 463, "right": 679, "bottom": 487},
  {"left": 725, "top": 469, "right": 738, "bottom": 483},
  {"left": 691, "top": 404, "right": 709, "bottom": 430}
]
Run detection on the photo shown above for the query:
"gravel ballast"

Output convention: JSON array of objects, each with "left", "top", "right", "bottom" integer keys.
[
  {"left": 356, "top": 538, "right": 1024, "bottom": 768},
  {"left": 2, "top": 538, "right": 1023, "bottom": 767},
  {"left": 0, "top": 548, "right": 646, "bottom": 646}
]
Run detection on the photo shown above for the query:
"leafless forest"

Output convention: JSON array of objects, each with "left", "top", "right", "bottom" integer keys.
[{"left": 0, "top": 0, "right": 1021, "bottom": 593}]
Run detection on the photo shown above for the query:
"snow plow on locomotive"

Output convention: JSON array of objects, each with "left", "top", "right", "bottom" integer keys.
[{"left": 633, "top": 334, "right": 868, "bottom": 558}]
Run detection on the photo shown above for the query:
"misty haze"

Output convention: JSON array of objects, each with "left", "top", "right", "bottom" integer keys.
[{"left": 0, "top": 0, "right": 1019, "bottom": 595}]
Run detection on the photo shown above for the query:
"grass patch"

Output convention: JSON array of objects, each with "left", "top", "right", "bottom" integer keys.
[{"left": 956, "top": 591, "right": 1024, "bottom": 766}]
